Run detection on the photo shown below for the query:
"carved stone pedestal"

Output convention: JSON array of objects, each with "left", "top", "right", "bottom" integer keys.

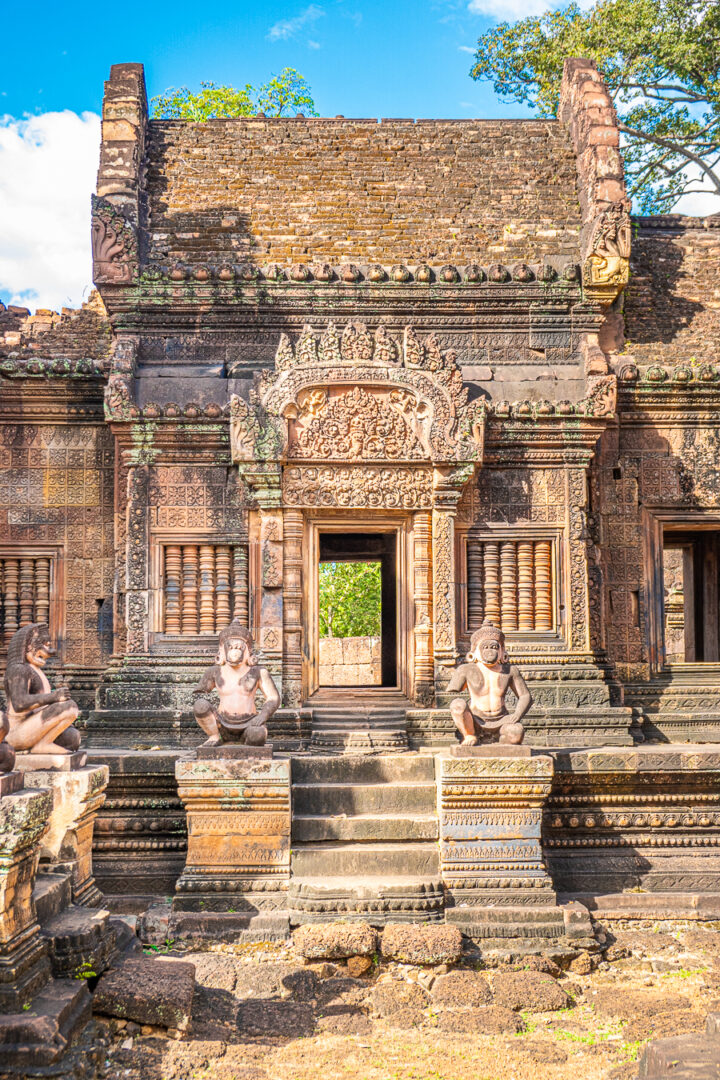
[
  {"left": 0, "top": 783, "right": 53, "bottom": 1011},
  {"left": 439, "top": 749, "right": 556, "bottom": 903},
  {"left": 19, "top": 766, "right": 108, "bottom": 908},
  {"left": 173, "top": 754, "right": 291, "bottom": 916}
]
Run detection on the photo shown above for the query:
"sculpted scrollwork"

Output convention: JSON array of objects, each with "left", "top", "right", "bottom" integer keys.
[
  {"left": 230, "top": 321, "right": 486, "bottom": 473},
  {"left": 283, "top": 465, "right": 433, "bottom": 509}
]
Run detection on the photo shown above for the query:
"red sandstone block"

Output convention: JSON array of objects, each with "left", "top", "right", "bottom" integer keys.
[{"left": 587, "top": 127, "right": 620, "bottom": 147}]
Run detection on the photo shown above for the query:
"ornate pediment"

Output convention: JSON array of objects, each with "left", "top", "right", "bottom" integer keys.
[{"left": 230, "top": 322, "right": 486, "bottom": 469}]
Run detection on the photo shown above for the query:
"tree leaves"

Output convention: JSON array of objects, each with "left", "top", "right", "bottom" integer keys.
[
  {"left": 470, "top": 0, "right": 720, "bottom": 212},
  {"left": 151, "top": 68, "right": 318, "bottom": 120},
  {"left": 318, "top": 561, "right": 382, "bottom": 639}
]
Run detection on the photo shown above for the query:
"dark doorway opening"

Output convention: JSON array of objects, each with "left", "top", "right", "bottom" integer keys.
[
  {"left": 318, "top": 532, "right": 397, "bottom": 687},
  {"left": 663, "top": 529, "right": 720, "bottom": 662}
]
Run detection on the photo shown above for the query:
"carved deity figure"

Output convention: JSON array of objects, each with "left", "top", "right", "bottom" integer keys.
[
  {"left": 193, "top": 620, "right": 280, "bottom": 747},
  {"left": 448, "top": 621, "right": 532, "bottom": 745},
  {"left": 4, "top": 623, "right": 81, "bottom": 755}
]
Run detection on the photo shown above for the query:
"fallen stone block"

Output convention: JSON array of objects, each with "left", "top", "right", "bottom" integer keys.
[
  {"left": 0, "top": 979, "right": 91, "bottom": 1072},
  {"left": 431, "top": 970, "right": 493, "bottom": 1007},
  {"left": 489, "top": 970, "right": 572, "bottom": 1012},
  {"left": 369, "top": 979, "right": 430, "bottom": 1017},
  {"left": 92, "top": 956, "right": 195, "bottom": 1031},
  {"left": 380, "top": 923, "right": 463, "bottom": 965},
  {"left": 293, "top": 921, "right": 377, "bottom": 959},
  {"left": 435, "top": 1005, "right": 523, "bottom": 1034}
]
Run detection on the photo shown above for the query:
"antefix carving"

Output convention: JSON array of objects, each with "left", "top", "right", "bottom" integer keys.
[
  {"left": 91, "top": 195, "right": 138, "bottom": 285},
  {"left": 583, "top": 200, "right": 631, "bottom": 304},
  {"left": 230, "top": 323, "right": 486, "bottom": 482}
]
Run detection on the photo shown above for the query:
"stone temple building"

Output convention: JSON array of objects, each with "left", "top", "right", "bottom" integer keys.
[{"left": 1, "top": 58, "right": 720, "bottom": 923}]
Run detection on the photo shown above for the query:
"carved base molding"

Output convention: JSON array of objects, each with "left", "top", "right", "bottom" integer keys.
[
  {"left": 89, "top": 749, "right": 187, "bottom": 899},
  {"left": 547, "top": 745, "right": 720, "bottom": 894},
  {"left": 173, "top": 755, "right": 291, "bottom": 913},
  {"left": 288, "top": 877, "right": 444, "bottom": 924},
  {"left": 407, "top": 706, "right": 636, "bottom": 748}
]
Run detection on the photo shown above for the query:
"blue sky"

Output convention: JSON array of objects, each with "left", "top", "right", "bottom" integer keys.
[
  {"left": 1, "top": 0, "right": 717, "bottom": 313},
  {"left": 1, "top": 1, "right": 529, "bottom": 122}
]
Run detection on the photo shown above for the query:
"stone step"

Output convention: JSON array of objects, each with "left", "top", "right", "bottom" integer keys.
[
  {"left": 308, "top": 730, "right": 409, "bottom": 753},
  {"left": 292, "top": 782, "right": 437, "bottom": 816},
  {"left": 293, "top": 813, "right": 438, "bottom": 842},
  {"left": 291, "top": 841, "right": 440, "bottom": 878},
  {"left": 292, "top": 753, "right": 436, "bottom": 784},
  {"left": 289, "top": 875, "right": 444, "bottom": 924},
  {"left": 33, "top": 872, "right": 73, "bottom": 925},
  {"left": 41, "top": 906, "right": 117, "bottom": 979}
]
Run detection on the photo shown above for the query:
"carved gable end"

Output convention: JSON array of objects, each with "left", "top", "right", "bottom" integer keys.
[{"left": 231, "top": 322, "right": 486, "bottom": 470}]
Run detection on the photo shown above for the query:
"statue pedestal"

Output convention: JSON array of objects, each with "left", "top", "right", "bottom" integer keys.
[
  {"left": 174, "top": 753, "right": 291, "bottom": 914},
  {"left": 439, "top": 750, "right": 559, "bottom": 940},
  {"left": 17, "top": 765, "right": 108, "bottom": 907},
  {"left": 0, "top": 783, "right": 53, "bottom": 1011}
]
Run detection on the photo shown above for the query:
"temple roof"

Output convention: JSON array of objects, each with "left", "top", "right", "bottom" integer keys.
[{"left": 143, "top": 118, "right": 583, "bottom": 268}]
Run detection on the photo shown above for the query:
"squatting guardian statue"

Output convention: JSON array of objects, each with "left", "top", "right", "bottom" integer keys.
[
  {"left": 448, "top": 621, "right": 532, "bottom": 745},
  {"left": 193, "top": 620, "right": 280, "bottom": 747}
]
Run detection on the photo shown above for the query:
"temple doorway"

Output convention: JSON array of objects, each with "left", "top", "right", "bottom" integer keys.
[
  {"left": 304, "top": 516, "right": 412, "bottom": 701},
  {"left": 317, "top": 532, "right": 397, "bottom": 688}
]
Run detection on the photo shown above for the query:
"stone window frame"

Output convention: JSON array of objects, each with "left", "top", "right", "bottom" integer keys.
[
  {"left": 459, "top": 526, "right": 564, "bottom": 646},
  {"left": 148, "top": 530, "right": 250, "bottom": 650},
  {"left": 644, "top": 506, "right": 720, "bottom": 673},
  {"left": 0, "top": 545, "right": 65, "bottom": 657}
]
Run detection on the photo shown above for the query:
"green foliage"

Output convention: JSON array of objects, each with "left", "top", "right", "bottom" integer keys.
[
  {"left": 470, "top": 0, "right": 720, "bottom": 212},
  {"left": 74, "top": 961, "right": 97, "bottom": 979},
  {"left": 319, "top": 561, "right": 382, "bottom": 638},
  {"left": 151, "top": 67, "right": 318, "bottom": 121}
]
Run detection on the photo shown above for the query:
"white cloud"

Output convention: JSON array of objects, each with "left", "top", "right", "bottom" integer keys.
[
  {"left": 307, "top": 39, "right": 322, "bottom": 49},
  {"left": 468, "top": 0, "right": 595, "bottom": 16},
  {"left": 673, "top": 166, "right": 720, "bottom": 217},
  {"left": 0, "top": 110, "right": 99, "bottom": 313},
  {"left": 267, "top": 4, "right": 324, "bottom": 41},
  {"left": 458, "top": 45, "right": 476, "bottom": 53}
]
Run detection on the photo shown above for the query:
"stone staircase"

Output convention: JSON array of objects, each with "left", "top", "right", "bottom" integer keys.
[
  {"left": 289, "top": 754, "right": 443, "bottom": 923},
  {"left": 308, "top": 703, "right": 410, "bottom": 752}
]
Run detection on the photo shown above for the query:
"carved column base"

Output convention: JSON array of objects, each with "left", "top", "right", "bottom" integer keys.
[
  {"left": 439, "top": 751, "right": 556, "bottom": 908},
  {"left": 0, "top": 786, "right": 53, "bottom": 1011},
  {"left": 174, "top": 755, "right": 291, "bottom": 913},
  {"left": 20, "top": 766, "right": 108, "bottom": 907}
]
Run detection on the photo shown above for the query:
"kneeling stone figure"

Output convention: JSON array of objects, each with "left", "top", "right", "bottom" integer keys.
[
  {"left": 448, "top": 621, "right": 532, "bottom": 745},
  {"left": 4, "top": 623, "right": 81, "bottom": 755},
  {"left": 193, "top": 620, "right": 280, "bottom": 747}
]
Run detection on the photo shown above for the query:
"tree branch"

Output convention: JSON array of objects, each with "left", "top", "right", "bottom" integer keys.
[{"left": 619, "top": 123, "right": 720, "bottom": 194}]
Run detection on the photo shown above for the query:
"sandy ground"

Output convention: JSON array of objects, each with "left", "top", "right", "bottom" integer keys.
[{"left": 98, "top": 918, "right": 720, "bottom": 1080}]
